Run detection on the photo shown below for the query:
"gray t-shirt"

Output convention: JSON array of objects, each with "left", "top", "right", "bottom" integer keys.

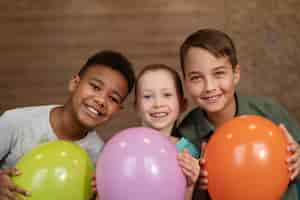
[{"left": 0, "top": 105, "right": 104, "bottom": 168}]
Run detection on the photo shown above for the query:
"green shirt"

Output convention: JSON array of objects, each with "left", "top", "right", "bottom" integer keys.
[{"left": 178, "top": 94, "right": 300, "bottom": 200}]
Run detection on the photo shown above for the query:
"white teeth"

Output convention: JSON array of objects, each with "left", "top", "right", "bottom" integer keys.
[
  {"left": 87, "top": 106, "right": 99, "bottom": 115},
  {"left": 202, "top": 95, "right": 220, "bottom": 102},
  {"left": 208, "top": 96, "right": 218, "bottom": 100},
  {"left": 150, "top": 112, "right": 168, "bottom": 118}
]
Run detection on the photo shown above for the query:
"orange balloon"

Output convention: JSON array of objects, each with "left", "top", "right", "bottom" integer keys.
[{"left": 205, "top": 115, "right": 289, "bottom": 200}]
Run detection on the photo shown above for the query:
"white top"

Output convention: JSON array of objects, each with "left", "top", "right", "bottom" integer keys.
[{"left": 0, "top": 105, "right": 104, "bottom": 168}]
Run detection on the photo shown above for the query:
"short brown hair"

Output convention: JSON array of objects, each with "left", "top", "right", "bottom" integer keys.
[{"left": 180, "top": 28, "right": 238, "bottom": 75}]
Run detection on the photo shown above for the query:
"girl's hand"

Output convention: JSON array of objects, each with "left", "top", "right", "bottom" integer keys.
[
  {"left": 0, "top": 168, "right": 29, "bottom": 200},
  {"left": 177, "top": 149, "right": 200, "bottom": 187},
  {"left": 280, "top": 124, "right": 300, "bottom": 181}
]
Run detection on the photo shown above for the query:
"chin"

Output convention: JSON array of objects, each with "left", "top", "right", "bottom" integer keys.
[
  {"left": 207, "top": 106, "right": 226, "bottom": 114},
  {"left": 81, "top": 118, "right": 106, "bottom": 129},
  {"left": 148, "top": 125, "right": 163, "bottom": 131}
]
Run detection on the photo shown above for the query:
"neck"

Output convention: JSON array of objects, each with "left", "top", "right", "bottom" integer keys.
[
  {"left": 159, "top": 126, "right": 173, "bottom": 137},
  {"left": 206, "top": 97, "right": 237, "bottom": 128},
  {"left": 50, "top": 106, "right": 89, "bottom": 141},
  {"left": 141, "top": 121, "right": 173, "bottom": 137}
]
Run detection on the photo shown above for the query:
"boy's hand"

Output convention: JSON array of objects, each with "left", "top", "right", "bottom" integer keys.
[
  {"left": 0, "top": 168, "right": 29, "bottom": 200},
  {"left": 198, "top": 158, "right": 208, "bottom": 190},
  {"left": 198, "top": 142, "right": 208, "bottom": 190},
  {"left": 91, "top": 173, "right": 97, "bottom": 193},
  {"left": 90, "top": 172, "right": 99, "bottom": 200},
  {"left": 177, "top": 149, "right": 200, "bottom": 187},
  {"left": 280, "top": 124, "right": 300, "bottom": 181}
]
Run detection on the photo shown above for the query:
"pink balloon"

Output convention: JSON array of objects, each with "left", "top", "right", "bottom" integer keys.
[{"left": 96, "top": 127, "right": 186, "bottom": 200}]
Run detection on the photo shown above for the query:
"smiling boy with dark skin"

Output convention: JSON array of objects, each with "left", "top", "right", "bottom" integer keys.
[{"left": 0, "top": 50, "right": 135, "bottom": 200}]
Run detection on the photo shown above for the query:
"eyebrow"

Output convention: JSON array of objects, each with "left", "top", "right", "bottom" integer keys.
[
  {"left": 187, "top": 65, "right": 228, "bottom": 76},
  {"left": 186, "top": 71, "right": 202, "bottom": 77},
  {"left": 91, "top": 78, "right": 104, "bottom": 86},
  {"left": 139, "top": 89, "right": 155, "bottom": 95},
  {"left": 213, "top": 66, "right": 228, "bottom": 71},
  {"left": 141, "top": 87, "right": 174, "bottom": 92}
]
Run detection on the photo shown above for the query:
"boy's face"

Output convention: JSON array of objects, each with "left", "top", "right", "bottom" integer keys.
[
  {"left": 183, "top": 47, "right": 240, "bottom": 114},
  {"left": 68, "top": 65, "right": 129, "bottom": 129},
  {"left": 136, "top": 70, "right": 181, "bottom": 134}
]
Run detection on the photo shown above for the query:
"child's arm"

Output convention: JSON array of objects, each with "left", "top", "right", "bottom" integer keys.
[
  {"left": 184, "top": 186, "right": 195, "bottom": 200},
  {"left": 0, "top": 114, "right": 29, "bottom": 199},
  {"left": 0, "top": 168, "right": 29, "bottom": 199}
]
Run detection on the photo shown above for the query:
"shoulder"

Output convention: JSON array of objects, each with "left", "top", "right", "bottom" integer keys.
[
  {"left": 0, "top": 105, "right": 58, "bottom": 134},
  {"left": 1, "top": 105, "right": 57, "bottom": 121},
  {"left": 239, "top": 95, "right": 284, "bottom": 115},
  {"left": 239, "top": 95, "right": 300, "bottom": 139},
  {"left": 240, "top": 95, "right": 275, "bottom": 106}
]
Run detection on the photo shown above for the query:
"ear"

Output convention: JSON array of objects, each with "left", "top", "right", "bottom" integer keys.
[
  {"left": 180, "top": 98, "right": 188, "bottom": 114},
  {"left": 68, "top": 75, "right": 81, "bottom": 93},
  {"left": 233, "top": 64, "right": 241, "bottom": 85}
]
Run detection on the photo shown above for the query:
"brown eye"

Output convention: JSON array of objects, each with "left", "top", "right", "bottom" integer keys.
[
  {"left": 163, "top": 93, "right": 173, "bottom": 98},
  {"left": 110, "top": 96, "right": 121, "bottom": 105},
  {"left": 90, "top": 83, "right": 101, "bottom": 91},
  {"left": 190, "top": 75, "right": 202, "bottom": 82},
  {"left": 214, "top": 71, "right": 226, "bottom": 78}
]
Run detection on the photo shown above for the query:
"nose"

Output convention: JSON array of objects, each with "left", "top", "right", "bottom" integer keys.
[
  {"left": 205, "top": 77, "right": 217, "bottom": 92},
  {"left": 94, "top": 92, "right": 107, "bottom": 108},
  {"left": 153, "top": 95, "right": 163, "bottom": 108}
]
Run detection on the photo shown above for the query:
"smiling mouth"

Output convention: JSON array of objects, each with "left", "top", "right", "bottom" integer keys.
[
  {"left": 86, "top": 106, "right": 105, "bottom": 117},
  {"left": 201, "top": 94, "right": 222, "bottom": 103},
  {"left": 150, "top": 112, "right": 168, "bottom": 118}
]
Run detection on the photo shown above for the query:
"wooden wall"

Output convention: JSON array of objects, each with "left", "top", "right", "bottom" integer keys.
[{"left": 1, "top": 0, "right": 299, "bottom": 141}]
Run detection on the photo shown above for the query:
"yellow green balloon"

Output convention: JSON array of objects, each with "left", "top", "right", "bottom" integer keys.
[{"left": 12, "top": 140, "right": 94, "bottom": 200}]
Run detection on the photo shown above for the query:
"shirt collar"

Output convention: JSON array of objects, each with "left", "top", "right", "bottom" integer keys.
[{"left": 195, "top": 93, "right": 245, "bottom": 139}]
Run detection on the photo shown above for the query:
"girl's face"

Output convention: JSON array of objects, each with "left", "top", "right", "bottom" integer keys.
[
  {"left": 136, "top": 70, "right": 182, "bottom": 135},
  {"left": 184, "top": 47, "right": 240, "bottom": 116}
]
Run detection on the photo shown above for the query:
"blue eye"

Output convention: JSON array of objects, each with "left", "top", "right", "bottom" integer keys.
[{"left": 143, "top": 95, "right": 152, "bottom": 99}]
